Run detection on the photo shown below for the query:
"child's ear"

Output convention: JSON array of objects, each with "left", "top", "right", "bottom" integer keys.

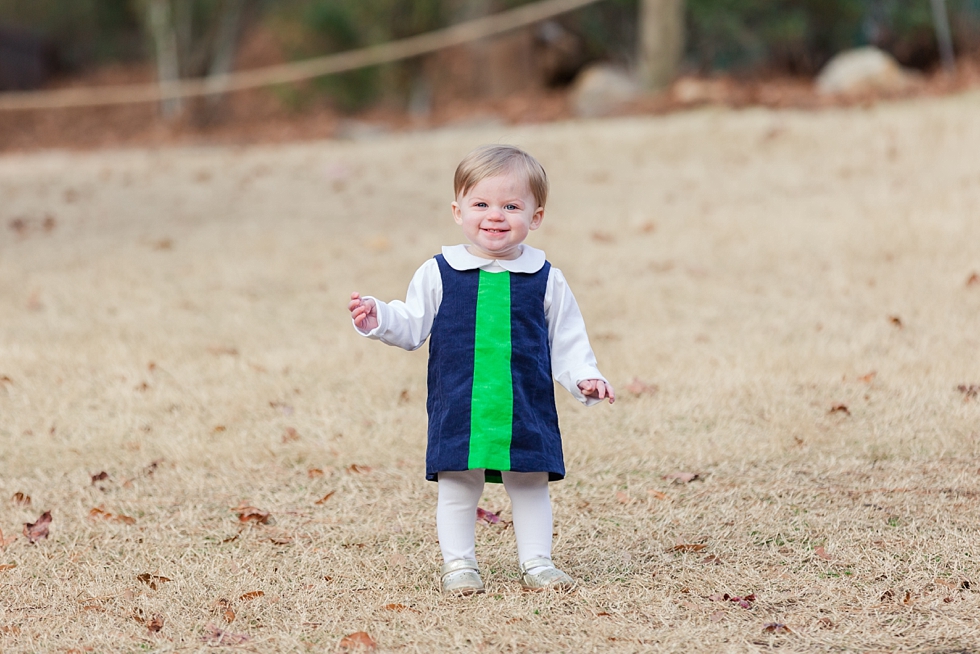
[
  {"left": 451, "top": 201, "right": 463, "bottom": 225},
  {"left": 529, "top": 206, "right": 545, "bottom": 231}
]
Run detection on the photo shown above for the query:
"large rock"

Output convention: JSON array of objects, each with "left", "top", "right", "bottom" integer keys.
[
  {"left": 569, "top": 64, "right": 639, "bottom": 118},
  {"left": 816, "top": 46, "right": 916, "bottom": 95}
]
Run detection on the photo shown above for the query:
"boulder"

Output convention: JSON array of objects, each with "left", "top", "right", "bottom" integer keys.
[
  {"left": 569, "top": 64, "right": 639, "bottom": 118},
  {"left": 815, "top": 46, "right": 916, "bottom": 95}
]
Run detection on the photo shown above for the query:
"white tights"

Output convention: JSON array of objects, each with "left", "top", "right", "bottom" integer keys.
[{"left": 436, "top": 469, "right": 552, "bottom": 566}]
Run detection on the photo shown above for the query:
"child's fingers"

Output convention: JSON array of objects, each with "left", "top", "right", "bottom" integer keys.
[
  {"left": 605, "top": 383, "right": 616, "bottom": 404},
  {"left": 596, "top": 383, "right": 605, "bottom": 399}
]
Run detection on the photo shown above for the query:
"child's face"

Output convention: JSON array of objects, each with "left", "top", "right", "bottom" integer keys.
[{"left": 451, "top": 172, "right": 544, "bottom": 260}]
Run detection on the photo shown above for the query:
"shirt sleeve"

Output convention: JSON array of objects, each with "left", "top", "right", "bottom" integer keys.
[
  {"left": 545, "top": 267, "right": 607, "bottom": 406},
  {"left": 352, "top": 258, "right": 442, "bottom": 351}
]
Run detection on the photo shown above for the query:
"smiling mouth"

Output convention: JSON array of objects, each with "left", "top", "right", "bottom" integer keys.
[{"left": 482, "top": 228, "right": 508, "bottom": 233}]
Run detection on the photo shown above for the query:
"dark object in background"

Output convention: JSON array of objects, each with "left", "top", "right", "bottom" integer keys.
[
  {"left": 0, "top": 26, "right": 58, "bottom": 91},
  {"left": 535, "top": 20, "right": 592, "bottom": 87}
]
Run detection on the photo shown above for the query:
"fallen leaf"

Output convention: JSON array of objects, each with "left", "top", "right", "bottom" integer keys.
[
  {"left": 625, "top": 377, "right": 658, "bottom": 396},
  {"left": 0, "top": 375, "right": 12, "bottom": 385},
  {"left": 282, "top": 427, "right": 300, "bottom": 443},
  {"left": 268, "top": 535, "right": 292, "bottom": 545},
  {"left": 308, "top": 468, "right": 324, "bottom": 478},
  {"left": 314, "top": 491, "right": 336, "bottom": 505},
  {"left": 91, "top": 471, "right": 109, "bottom": 485},
  {"left": 212, "top": 425, "right": 227, "bottom": 433},
  {"left": 966, "top": 272, "right": 979, "bottom": 287},
  {"left": 817, "top": 617, "right": 834, "bottom": 629},
  {"left": 664, "top": 472, "right": 700, "bottom": 484},
  {"left": 398, "top": 389, "right": 410, "bottom": 403},
  {"left": 710, "top": 611, "right": 725, "bottom": 622},
  {"left": 269, "top": 400, "right": 292, "bottom": 415},
  {"left": 0, "top": 626, "right": 20, "bottom": 635},
  {"left": 143, "top": 460, "right": 161, "bottom": 476},
  {"left": 956, "top": 385, "right": 979, "bottom": 400},
  {"left": 224, "top": 608, "right": 236, "bottom": 623},
  {"left": 384, "top": 603, "right": 408, "bottom": 611},
  {"left": 0, "top": 563, "right": 17, "bottom": 571},
  {"left": 615, "top": 491, "right": 632, "bottom": 505},
  {"left": 814, "top": 546, "right": 832, "bottom": 561},
  {"left": 702, "top": 555, "right": 724, "bottom": 565},
  {"left": 591, "top": 231, "right": 614, "bottom": 243},
  {"left": 208, "top": 345, "right": 238, "bottom": 356},
  {"left": 146, "top": 614, "right": 164, "bottom": 633},
  {"left": 239, "top": 590, "right": 264, "bottom": 601},
  {"left": 888, "top": 315, "right": 903, "bottom": 328},
  {"left": 671, "top": 543, "right": 707, "bottom": 553},
  {"left": 137, "top": 573, "right": 172, "bottom": 590},
  {"left": 235, "top": 506, "right": 274, "bottom": 525},
  {"left": 829, "top": 404, "right": 850, "bottom": 416},
  {"left": 339, "top": 631, "right": 377, "bottom": 651},
  {"left": 89, "top": 507, "right": 137, "bottom": 525},
  {"left": 476, "top": 507, "right": 501, "bottom": 524},
  {"left": 858, "top": 371, "right": 877, "bottom": 383},
  {"left": 763, "top": 623, "right": 793, "bottom": 634},
  {"left": 647, "top": 490, "right": 669, "bottom": 501},
  {"left": 201, "top": 623, "right": 250, "bottom": 646},
  {"left": 347, "top": 464, "right": 371, "bottom": 474},
  {"left": 11, "top": 492, "right": 30, "bottom": 505},
  {"left": 23, "top": 511, "right": 51, "bottom": 543},
  {"left": 709, "top": 593, "right": 756, "bottom": 608}
]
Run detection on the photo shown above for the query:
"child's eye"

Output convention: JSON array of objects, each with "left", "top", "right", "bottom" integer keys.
[
  {"left": 505, "top": 204, "right": 518, "bottom": 210},
  {"left": 475, "top": 202, "right": 488, "bottom": 208}
]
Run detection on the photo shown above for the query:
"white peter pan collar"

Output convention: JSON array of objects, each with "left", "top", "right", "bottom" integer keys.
[{"left": 441, "top": 244, "right": 546, "bottom": 273}]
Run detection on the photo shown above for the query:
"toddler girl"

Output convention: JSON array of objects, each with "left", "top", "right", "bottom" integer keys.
[{"left": 349, "top": 144, "right": 613, "bottom": 595}]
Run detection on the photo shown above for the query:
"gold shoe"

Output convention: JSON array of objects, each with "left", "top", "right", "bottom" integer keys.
[
  {"left": 519, "top": 557, "right": 575, "bottom": 591},
  {"left": 440, "top": 559, "right": 485, "bottom": 596}
]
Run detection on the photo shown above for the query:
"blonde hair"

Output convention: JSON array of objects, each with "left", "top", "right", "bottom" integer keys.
[{"left": 454, "top": 145, "right": 549, "bottom": 209}]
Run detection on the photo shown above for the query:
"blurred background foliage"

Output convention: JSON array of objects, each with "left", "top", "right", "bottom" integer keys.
[{"left": 1, "top": 0, "right": 978, "bottom": 105}]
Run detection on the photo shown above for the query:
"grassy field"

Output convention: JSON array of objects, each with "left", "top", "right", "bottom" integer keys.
[{"left": 2, "top": 91, "right": 980, "bottom": 652}]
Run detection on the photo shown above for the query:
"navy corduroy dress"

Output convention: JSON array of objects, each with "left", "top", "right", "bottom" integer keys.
[{"left": 425, "top": 254, "right": 564, "bottom": 483}]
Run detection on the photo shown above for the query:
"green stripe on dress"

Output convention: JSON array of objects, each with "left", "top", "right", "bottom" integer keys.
[{"left": 468, "top": 270, "right": 513, "bottom": 472}]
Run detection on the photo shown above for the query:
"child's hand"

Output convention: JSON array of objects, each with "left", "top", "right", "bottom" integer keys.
[
  {"left": 349, "top": 292, "right": 379, "bottom": 331},
  {"left": 578, "top": 379, "right": 615, "bottom": 404}
]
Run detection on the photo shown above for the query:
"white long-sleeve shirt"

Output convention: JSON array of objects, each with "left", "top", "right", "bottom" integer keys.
[{"left": 354, "top": 244, "right": 607, "bottom": 406}]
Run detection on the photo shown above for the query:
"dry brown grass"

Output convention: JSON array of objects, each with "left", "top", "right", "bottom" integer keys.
[{"left": 2, "top": 91, "right": 980, "bottom": 652}]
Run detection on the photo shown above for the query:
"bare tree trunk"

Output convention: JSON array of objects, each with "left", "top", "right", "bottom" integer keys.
[
  {"left": 637, "top": 0, "right": 684, "bottom": 91},
  {"left": 147, "top": 0, "right": 182, "bottom": 118},
  {"left": 457, "top": 0, "right": 492, "bottom": 98},
  {"left": 930, "top": 0, "right": 957, "bottom": 73},
  {"left": 205, "top": 0, "right": 248, "bottom": 107}
]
